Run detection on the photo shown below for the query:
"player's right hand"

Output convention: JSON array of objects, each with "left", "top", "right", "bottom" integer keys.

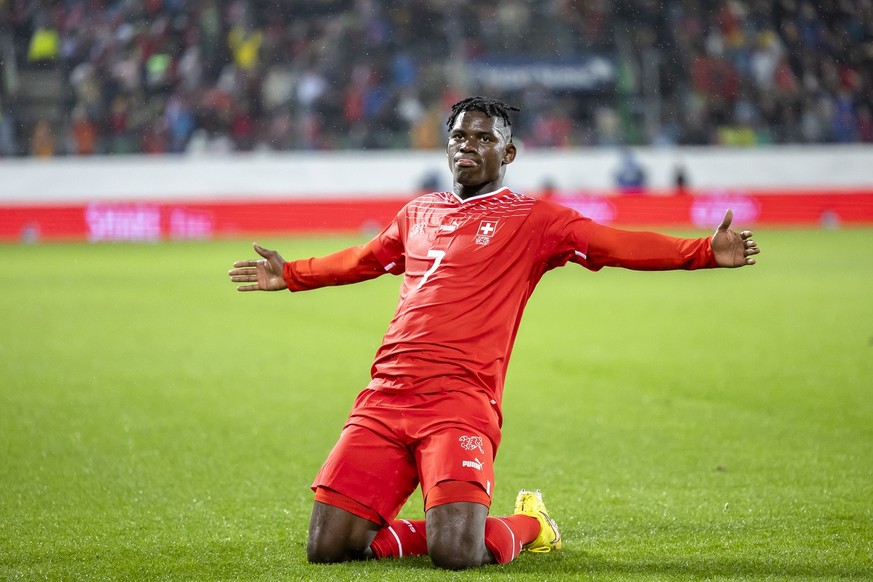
[{"left": 228, "top": 243, "right": 288, "bottom": 291}]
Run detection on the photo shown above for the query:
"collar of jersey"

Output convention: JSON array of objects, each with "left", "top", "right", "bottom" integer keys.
[{"left": 449, "top": 186, "right": 510, "bottom": 205}]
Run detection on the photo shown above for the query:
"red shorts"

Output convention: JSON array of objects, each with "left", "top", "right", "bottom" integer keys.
[{"left": 312, "top": 388, "right": 502, "bottom": 525}]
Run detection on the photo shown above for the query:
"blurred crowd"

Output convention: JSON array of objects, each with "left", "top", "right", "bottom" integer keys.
[{"left": 1, "top": 0, "right": 872, "bottom": 157}]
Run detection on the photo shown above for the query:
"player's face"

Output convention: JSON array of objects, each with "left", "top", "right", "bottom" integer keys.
[{"left": 447, "top": 111, "right": 517, "bottom": 199}]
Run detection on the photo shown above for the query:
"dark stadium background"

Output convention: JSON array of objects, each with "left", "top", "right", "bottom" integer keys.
[{"left": 1, "top": 0, "right": 871, "bottom": 156}]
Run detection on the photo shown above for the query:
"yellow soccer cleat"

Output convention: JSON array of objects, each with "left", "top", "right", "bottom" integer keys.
[{"left": 514, "top": 488, "right": 562, "bottom": 552}]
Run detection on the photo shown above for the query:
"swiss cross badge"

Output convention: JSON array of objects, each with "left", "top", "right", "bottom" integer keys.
[{"left": 476, "top": 220, "right": 498, "bottom": 245}]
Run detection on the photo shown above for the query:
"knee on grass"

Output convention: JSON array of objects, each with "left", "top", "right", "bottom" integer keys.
[
  {"left": 306, "top": 535, "right": 373, "bottom": 564},
  {"left": 427, "top": 531, "right": 493, "bottom": 570}
]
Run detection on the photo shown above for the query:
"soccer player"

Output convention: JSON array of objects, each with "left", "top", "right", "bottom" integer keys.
[{"left": 228, "top": 96, "right": 760, "bottom": 570}]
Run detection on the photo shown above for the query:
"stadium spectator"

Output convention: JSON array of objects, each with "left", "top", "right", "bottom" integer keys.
[
  {"left": 614, "top": 148, "right": 648, "bottom": 194},
  {"left": 26, "top": 14, "right": 59, "bottom": 64},
  {"left": 227, "top": 95, "right": 760, "bottom": 570},
  {"left": 673, "top": 162, "right": 689, "bottom": 196},
  {"left": 0, "top": 100, "right": 19, "bottom": 157},
  {"left": 29, "top": 119, "right": 54, "bottom": 157},
  {"left": 1, "top": 0, "right": 872, "bottom": 155},
  {"left": 858, "top": 104, "right": 873, "bottom": 142},
  {"left": 68, "top": 105, "right": 97, "bottom": 155}
]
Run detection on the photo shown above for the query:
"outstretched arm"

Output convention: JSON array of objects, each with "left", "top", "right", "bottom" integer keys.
[
  {"left": 571, "top": 208, "right": 760, "bottom": 271},
  {"left": 711, "top": 209, "right": 760, "bottom": 268},
  {"left": 228, "top": 243, "right": 288, "bottom": 291},
  {"left": 228, "top": 240, "right": 395, "bottom": 293}
]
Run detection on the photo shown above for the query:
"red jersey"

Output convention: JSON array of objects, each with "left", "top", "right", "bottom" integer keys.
[{"left": 284, "top": 188, "right": 717, "bottom": 416}]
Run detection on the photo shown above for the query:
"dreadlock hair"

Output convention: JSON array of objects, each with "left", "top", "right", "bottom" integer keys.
[{"left": 446, "top": 96, "right": 520, "bottom": 140}]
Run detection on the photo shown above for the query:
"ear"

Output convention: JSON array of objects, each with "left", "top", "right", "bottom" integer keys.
[{"left": 502, "top": 142, "right": 517, "bottom": 165}]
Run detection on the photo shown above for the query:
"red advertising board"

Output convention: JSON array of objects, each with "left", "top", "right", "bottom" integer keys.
[{"left": 2, "top": 190, "right": 872, "bottom": 242}]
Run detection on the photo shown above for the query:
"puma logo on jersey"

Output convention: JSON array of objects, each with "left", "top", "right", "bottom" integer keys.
[{"left": 462, "top": 458, "right": 484, "bottom": 470}]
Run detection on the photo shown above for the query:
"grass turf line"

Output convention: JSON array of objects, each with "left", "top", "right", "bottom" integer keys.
[{"left": 1, "top": 229, "right": 871, "bottom": 580}]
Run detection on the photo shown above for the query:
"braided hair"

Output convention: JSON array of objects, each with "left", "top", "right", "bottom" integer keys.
[{"left": 446, "top": 96, "right": 519, "bottom": 140}]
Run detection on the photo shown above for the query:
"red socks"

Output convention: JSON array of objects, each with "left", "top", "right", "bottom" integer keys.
[
  {"left": 369, "top": 515, "right": 539, "bottom": 564},
  {"left": 484, "top": 515, "right": 540, "bottom": 564},
  {"left": 370, "top": 519, "right": 428, "bottom": 558}
]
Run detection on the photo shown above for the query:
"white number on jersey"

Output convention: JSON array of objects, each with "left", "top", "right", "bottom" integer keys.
[{"left": 417, "top": 249, "right": 446, "bottom": 289}]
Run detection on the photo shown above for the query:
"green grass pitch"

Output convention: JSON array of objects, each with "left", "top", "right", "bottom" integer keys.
[{"left": 1, "top": 228, "right": 872, "bottom": 581}]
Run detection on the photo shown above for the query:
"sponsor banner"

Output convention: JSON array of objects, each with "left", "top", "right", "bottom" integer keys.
[
  {"left": 0, "top": 199, "right": 406, "bottom": 242},
  {"left": 2, "top": 190, "right": 872, "bottom": 242},
  {"left": 553, "top": 189, "right": 873, "bottom": 227},
  {"left": 467, "top": 56, "right": 616, "bottom": 91}
]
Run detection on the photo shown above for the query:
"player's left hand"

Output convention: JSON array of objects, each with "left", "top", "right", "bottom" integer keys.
[
  {"left": 228, "top": 243, "right": 288, "bottom": 291},
  {"left": 711, "top": 209, "right": 760, "bottom": 268}
]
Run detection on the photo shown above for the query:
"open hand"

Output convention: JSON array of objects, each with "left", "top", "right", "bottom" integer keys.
[
  {"left": 228, "top": 243, "right": 287, "bottom": 291},
  {"left": 711, "top": 209, "right": 760, "bottom": 268}
]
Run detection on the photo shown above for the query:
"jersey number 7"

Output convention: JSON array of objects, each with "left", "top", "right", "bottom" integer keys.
[{"left": 416, "top": 249, "right": 446, "bottom": 289}]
